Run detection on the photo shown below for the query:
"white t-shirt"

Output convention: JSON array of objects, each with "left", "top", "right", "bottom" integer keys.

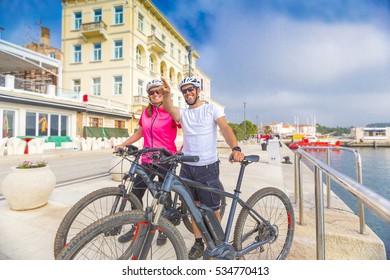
[{"left": 179, "top": 103, "right": 225, "bottom": 166}]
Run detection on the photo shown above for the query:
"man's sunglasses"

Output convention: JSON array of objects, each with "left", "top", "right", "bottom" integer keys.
[{"left": 181, "top": 86, "right": 196, "bottom": 94}]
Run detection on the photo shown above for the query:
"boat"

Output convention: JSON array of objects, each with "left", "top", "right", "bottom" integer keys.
[{"left": 289, "top": 137, "right": 341, "bottom": 150}]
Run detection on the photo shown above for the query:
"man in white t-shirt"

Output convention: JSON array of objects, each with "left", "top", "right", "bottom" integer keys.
[{"left": 161, "top": 76, "right": 244, "bottom": 259}]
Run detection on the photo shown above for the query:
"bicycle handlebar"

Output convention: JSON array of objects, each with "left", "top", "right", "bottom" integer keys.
[
  {"left": 159, "top": 152, "right": 199, "bottom": 165},
  {"left": 113, "top": 145, "right": 173, "bottom": 160}
]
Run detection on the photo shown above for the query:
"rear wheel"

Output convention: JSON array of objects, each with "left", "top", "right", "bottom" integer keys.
[
  {"left": 53, "top": 187, "right": 142, "bottom": 258},
  {"left": 233, "top": 187, "right": 295, "bottom": 260},
  {"left": 56, "top": 210, "right": 188, "bottom": 260}
]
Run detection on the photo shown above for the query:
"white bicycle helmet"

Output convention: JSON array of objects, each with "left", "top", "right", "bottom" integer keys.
[
  {"left": 146, "top": 79, "right": 163, "bottom": 92},
  {"left": 179, "top": 77, "right": 201, "bottom": 90}
]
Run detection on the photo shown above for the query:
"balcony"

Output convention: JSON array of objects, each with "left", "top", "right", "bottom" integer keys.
[
  {"left": 183, "top": 64, "right": 194, "bottom": 76},
  {"left": 80, "top": 21, "right": 108, "bottom": 41},
  {"left": 133, "top": 95, "right": 149, "bottom": 106},
  {"left": 147, "top": 35, "right": 166, "bottom": 54}
]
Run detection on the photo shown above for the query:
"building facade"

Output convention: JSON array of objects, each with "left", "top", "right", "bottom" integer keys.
[
  {"left": 351, "top": 127, "right": 390, "bottom": 142},
  {"left": 1, "top": 0, "right": 216, "bottom": 146},
  {"left": 61, "top": 0, "right": 203, "bottom": 135}
]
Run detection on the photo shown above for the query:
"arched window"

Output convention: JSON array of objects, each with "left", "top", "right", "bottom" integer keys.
[
  {"left": 149, "top": 55, "right": 155, "bottom": 72},
  {"left": 136, "top": 47, "right": 142, "bottom": 65}
]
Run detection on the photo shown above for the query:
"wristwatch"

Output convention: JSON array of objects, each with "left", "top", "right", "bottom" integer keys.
[{"left": 232, "top": 146, "right": 241, "bottom": 152}]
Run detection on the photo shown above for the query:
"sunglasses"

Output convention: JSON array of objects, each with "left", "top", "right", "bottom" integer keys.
[
  {"left": 181, "top": 86, "right": 196, "bottom": 94},
  {"left": 148, "top": 89, "right": 161, "bottom": 95}
]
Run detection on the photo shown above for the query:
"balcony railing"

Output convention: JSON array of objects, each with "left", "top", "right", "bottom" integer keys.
[
  {"left": 87, "top": 95, "right": 129, "bottom": 113},
  {"left": 147, "top": 35, "right": 166, "bottom": 54},
  {"left": 80, "top": 21, "right": 108, "bottom": 40},
  {"left": 183, "top": 64, "right": 194, "bottom": 76},
  {"left": 133, "top": 95, "right": 149, "bottom": 106}
]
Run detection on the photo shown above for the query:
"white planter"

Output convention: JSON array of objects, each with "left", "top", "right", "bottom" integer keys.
[
  {"left": 1, "top": 165, "right": 56, "bottom": 210},
  {"left": 110, "top": 155, "right": 131, "bottom": 181}
]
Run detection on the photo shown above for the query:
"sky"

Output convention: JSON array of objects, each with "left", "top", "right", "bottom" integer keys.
[{"left": 0, "top": 0, "right": 389, "bottom": 127}]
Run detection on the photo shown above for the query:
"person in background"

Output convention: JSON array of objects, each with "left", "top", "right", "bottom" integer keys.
[
  {"left": 161, "top": 76, "right": 244, "bottom": 259},
  {"left": 115, "top": 79, "right": 179, "bottom": 245}
]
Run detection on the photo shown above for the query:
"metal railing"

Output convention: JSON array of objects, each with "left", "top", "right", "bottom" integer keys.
[{"left": 294, "top": 146, "right": 390, "bottom": 259}]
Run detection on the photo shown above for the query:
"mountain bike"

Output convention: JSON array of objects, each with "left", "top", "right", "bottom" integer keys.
[
  {"left": 53, "top": 145, "right": 226, "bottom": 258},
  {"left": 56, "top": 151, "right": 295, "bottom": 260}
]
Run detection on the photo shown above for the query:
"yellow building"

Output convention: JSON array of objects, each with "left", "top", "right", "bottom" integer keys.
[{"left": 61, "top": 0, "right": 202, "bottom": 136}]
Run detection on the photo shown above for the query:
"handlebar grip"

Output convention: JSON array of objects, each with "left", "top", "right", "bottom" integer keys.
[
  {"left": 126, "top": 145, "right": 139, "bottom": 153},
  {"left": 178, "top": 155, "right": 199, "bottom": 163}
]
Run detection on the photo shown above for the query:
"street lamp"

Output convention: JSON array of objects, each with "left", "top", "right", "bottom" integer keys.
[
  {"left": 243, "top": 102, "right": 247, "bottom": 140},
  {"left": 256, "top": 114, "right": 259, "bottom": 143},
  {"left": 186, "top": 45, "right": 193, "bottom": 77}
]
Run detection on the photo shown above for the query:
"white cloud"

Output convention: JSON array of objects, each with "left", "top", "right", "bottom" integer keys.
[{"left": 183, "top": 3, "right": 390, "bottom": 126}]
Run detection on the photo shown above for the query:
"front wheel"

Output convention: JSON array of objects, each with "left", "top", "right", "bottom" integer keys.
[
  {"left": 56, "top": 210, "right": 188, "bottom": 260},
  {"left": 233, "top": 187, "right": 295, "bottom": 260},
  {"left": 53, "top": 187, "right": 142, "bottom": 258}
]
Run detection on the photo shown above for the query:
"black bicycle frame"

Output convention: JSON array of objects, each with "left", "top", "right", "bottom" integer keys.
[{"left": 158, "top": 158, "right": 278, "bottom": 258}]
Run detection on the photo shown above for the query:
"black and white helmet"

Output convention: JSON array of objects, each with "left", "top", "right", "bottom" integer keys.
[
  {"left": 146, "top": 79, "right": 163, "bottom": 92},
  {"left": 179, "top": 77, "right": 201, "bottom": 90}
]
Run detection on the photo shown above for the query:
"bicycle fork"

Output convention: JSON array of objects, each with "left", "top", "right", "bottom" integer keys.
[{"left": 131, "top": 194, "right": 166, "bottom": 260}]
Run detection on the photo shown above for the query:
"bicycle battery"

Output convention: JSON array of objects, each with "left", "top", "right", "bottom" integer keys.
[{"left": 198, "top": 204, "right": 224, "bottom": 245}]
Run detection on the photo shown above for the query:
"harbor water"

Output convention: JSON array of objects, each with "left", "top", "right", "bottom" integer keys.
[{"left": 306, "top": 147, "right": 390, "bottom": 259}]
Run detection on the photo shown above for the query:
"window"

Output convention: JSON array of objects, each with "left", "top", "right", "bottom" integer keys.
[
  {"left": 162, "top": 34, "right": 166, "bottom": 42},
  {"left": 50, "top": 115, "right": 59, "bottom": 136},
  {"left": 49, "top": 53, "right": 56, "bottom": 59},
  {"left": 37, "top": 113, "right": 48, "bottom": 136},
  {"left": 113, "top": 76, "right": 123, "bottom": 95},
  {"left": 26, "top": 112, "right": 36, "bottom": 136},
  {"left": 137, "top": 79, "right": 144, "bottom": 96},
  {"left": 115, "top": 120, "right": 125, "bottom": 129},
  {"left": 1, "top": 110, "right": 15, "bottom": 138},
  {"left": 114, "top": 40, "right": 123, "bottom": 59},
  {"left": 93, "top": 8, "right": 102, "bottom": 22},
  {"left": 136, "top": 47, "right": 142, "bottom": 65},
  {"left": 138, "top": 13, "right": 144, "bottom": 32},
  {"left": 93, "top": 42, "right": 102, "bottom": 61},
  {"left": 170, "top": 43, "right": 174, "bottom": 57},
  {"left": 73, "top": 79, "right": 81, "bottom": 92},
  {"left": 92, "top": 77, "right": 101, "bottom": 96},
  {"left": 89, "top": 117, "right": 103, "bottom": 127},
  {"left": 149, "top": 56, "right": 155, "bottom": 72},
  {"left": 178, "top": 49, "right": 181, "bottom": 63},
  {"left": 73, "top": 45, "right": 82, "bottom": 63},
  {"left": 74, "top": 12, "right": 82, "bottom": 30},
  {"left": 25, "top": 112, "right": 69, "bottom": 136},
  {"left": 114, "top": 6, "right": 123, "bottom": 24},
  {"left": 61, "top": 116, "right": 68, "bottom": 136},
  {"left": 151, "top": 24, "right": 156, "bottom": 35}
]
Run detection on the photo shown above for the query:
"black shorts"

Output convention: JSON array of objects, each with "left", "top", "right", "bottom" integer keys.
[{"left": 179, "top": 161, "right": 222, "bottom": 210}]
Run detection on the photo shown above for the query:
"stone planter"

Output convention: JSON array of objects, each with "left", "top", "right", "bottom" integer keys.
[{"left": 1, "top": 165, "right": 56, "bottom": 210}]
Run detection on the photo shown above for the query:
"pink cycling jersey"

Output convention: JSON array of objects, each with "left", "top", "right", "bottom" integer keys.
[{"left": 139, "top": 106, "right": 178, "bottom": 163}]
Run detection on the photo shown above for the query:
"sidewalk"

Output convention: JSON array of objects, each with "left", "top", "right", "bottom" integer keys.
[{"left": 0, "top": 142, "right": 386, "bottom": 259}]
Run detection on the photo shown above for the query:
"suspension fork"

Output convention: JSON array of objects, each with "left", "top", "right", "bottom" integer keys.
[{"left": 134, "top": 192, "right": 167, "bottom": 259}]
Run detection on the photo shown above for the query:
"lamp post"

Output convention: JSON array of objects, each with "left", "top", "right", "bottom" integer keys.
[
  {"left": 0, "top": 27, "right": 4, "bottom": 40},
  {"left": 256, "top": 114, "right": 259, "bottom": 143},
  {"left": 243, "top": 102, "right": 247, "bottom": 140},
  {"left": 186, "top": 45, "right": 193, "bottom": 77}
]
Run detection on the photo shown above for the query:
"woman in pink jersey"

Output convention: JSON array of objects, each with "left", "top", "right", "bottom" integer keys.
[{"left": 115, "top": 79, "right": 179, "bottom": 245}]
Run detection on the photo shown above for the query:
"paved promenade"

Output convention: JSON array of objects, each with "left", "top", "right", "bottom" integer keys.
[{"left": 0, "top": 142, "right": 386, "bottom": 260}]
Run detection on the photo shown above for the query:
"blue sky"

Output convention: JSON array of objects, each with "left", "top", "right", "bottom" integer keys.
[{"left": 1, "top": 0, "right": 389, "bottom": 127}]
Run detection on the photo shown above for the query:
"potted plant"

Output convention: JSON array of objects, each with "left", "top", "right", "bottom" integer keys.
[{"left": 1, "top": 160, "right": 56, "bottom": 210}]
